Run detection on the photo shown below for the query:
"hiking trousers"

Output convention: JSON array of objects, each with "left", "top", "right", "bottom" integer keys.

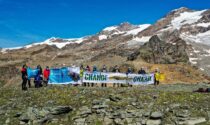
[{"left": 22, "top": 78, "right": 27, "bottom": 90}]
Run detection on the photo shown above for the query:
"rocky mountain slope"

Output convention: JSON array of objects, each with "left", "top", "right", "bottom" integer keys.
[
  {"left": 0, "top": 84, "right": 210, "bottom": 125},
  {"left": 0, "top": 7, "right": 210, "bottom": 85}
]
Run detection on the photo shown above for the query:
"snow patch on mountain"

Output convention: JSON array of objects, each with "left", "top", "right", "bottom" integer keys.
[
  {"left": 127, "top": 36, "right": 151, "bottom": 46},
  {"left": 98, "top": 35, "right": 107, "bottom": 40},
  {"left": 103, "top": 26, "right": 118, "bottom": 31},
  {"left": 125, "top": 24, "right": 151, "bottom": 35},
  {"left": 196, "top": 23, "right": 210, "bottom": 27},
  {"left": 25, "top": 37, "right": 85, "bottom": 49},
  {"left": 1, "top": 37, "right": 86, "bottom": 53},
  {"left": 133, "top": 36, "right": 151, "bottom": 42},
  {"left": 180, "top": 30, "right": 210, "bottom": 44},
  {"left": 189, "top": 57, "right": 199, "bottom": 65},
  {"left": 1, "top": 47, "right": 23, "bottom": 53},
  {"left": 171, "top": 10, "right": 206, "bottom": 29}
]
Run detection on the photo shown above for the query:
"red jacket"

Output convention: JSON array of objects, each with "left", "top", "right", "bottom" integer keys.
[{"left": 44, "top": 69, "right": 50, "bottom": 79}]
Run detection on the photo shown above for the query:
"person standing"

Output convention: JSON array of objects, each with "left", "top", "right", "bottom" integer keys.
[
  {"left": 80, "top": 65, "right": 85, "bottom": 86},
  {"left": 86, "top": 65, "right": 91, "bottom": 72},
  {"left": 154, "top": 68, "right": 160, "bottom": 86},
  {"left": 126, "top": 67, "right": 133, "bottom": 74},
  {"left": 138, "top": 67, "right": 146, "bottom": 74},
  {"left": 43, "top": 66, "right": 50, "bottom": 86},
  {"left": 27, "top": 66, "right": 31, "bottom": 88},
  {"left": 35, "top": 65, "right": 43, "bottom": 88},
  {"left": 126, "top": 67, "right": 133, "bottom": 87},
  {"left": 92, "top": 65, "right": 97, "bottom": 72},
  {"left": 101, "top": 65, "right": 108, "bottom": 73},
  {"left": 113, "top": 65, "right": 120, "bottom": 73},
  {"left": 101, "top": 65, "right": 107, "bottom": 87},
  {"left": 21, "top": 64, "right": 28, "bottom": 90}
]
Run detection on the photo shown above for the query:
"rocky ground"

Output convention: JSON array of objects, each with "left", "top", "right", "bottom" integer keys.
[{"left": 0, "top": 83, "right": 210, "bottom": 125}]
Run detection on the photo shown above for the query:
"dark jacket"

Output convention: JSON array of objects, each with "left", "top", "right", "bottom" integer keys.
[
  {"left": 126, "top": 69, "right": 132, "bottom": 74},
  {"left": 138, "top": 69, "right": 146, "bottom": 74},
  {"left": 101, "top": 67, "right": 107, "bottom": 72},
  {"left": 21, "top": 68, "right": 27, "bottom": 79}
]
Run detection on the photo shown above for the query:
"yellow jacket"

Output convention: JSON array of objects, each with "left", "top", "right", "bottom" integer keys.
[
  {"left": 80, "top": 69, "right": 84, "bottom": 78},
  {"left": 155, "top": 72, "right": 160, "bottom": 81}
]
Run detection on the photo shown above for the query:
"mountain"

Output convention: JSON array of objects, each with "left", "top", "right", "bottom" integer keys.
[{"left": 1, "top": 7, "right": 210, "bottom": 86}]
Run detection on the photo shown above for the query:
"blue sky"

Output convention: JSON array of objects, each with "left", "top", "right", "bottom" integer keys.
[{"left": 0, "top": 0, "right": 209, "bottom": 48}]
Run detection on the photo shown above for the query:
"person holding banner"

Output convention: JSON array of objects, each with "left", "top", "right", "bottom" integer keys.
[
  {"left": 27, "top": 66, "right": 31, "bottom": 88},
  {"left": 34, "top": 65, "right": 43, "bottom": 88},
  {"left": 154, "top": 68, "right": 160, "bottom": 86},
  {"left": 43, "top": 66, "right": 50, "bottom": 86},
  {"left": 112, "top": 65, "right": 121, "bottom": 87},
  {"left": 126, "top": 67, "right": 133, "bottom": 74},
  {"left": 126, "top": 67, "right": 133, "bottom": 87},
  {"left": 138, "top": 67, "right": 146, "bottom": 74},
  {"left": 101, "top": 65, "right": 108, "bottom": 73},
  {"left": 93, "top": 65, "right": 98, "bottom": 72},
  {"left": 21, "top": 64, "right": 28, "bottom": 90},
  {"left": 80, "top": 65, "right": 84, "bottom": 86},
  {"left": 86, "top": 65, "right": 91, "bottom": 72},
  {"left": 113, "top": 65, "right": 120, "bottom": 73},
  {"left": 101, "top": 65, "right": 108, "bottom": 87}
]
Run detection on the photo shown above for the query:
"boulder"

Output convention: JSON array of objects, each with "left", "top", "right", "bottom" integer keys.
[
  {"left": 109, "top": 94, "right": 122, "bottom": 102},
  {"left": 150, "top": 112, "right": 163, "bottom": 119},
  {"left": 139, "top": 35, "right": 189, "bottom": 64},
  {"left": 51, "top": 106, "right": 73, "bottom": 115},
  {"left": 146, "top": 119, "right": 161, "bottom": 125}
]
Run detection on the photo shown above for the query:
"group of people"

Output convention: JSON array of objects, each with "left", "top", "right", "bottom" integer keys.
[
  {"left": 21, "top": 64, "right": 50, "bottom": 90},
  {"left": 79, "top": 65, "right": 148, "bottom": 74},
  {"left": 21, "top": 64, "right": 161, "bottom": 90},
  {"left": 79, "top": 65, "right": 161, "bottom": 86}
]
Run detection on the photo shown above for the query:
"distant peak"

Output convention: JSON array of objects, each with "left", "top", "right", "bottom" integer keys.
[
  {"left": 119, "top": 22, "right": 132, "bottom": 27},
  {"left": 172, "top": 7, "right": 190, "bottom": 12},
  {"left": 167, "top": 7, "right": 192, "bottom": 16}
]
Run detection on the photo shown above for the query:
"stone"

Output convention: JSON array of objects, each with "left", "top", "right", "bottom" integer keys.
[
  {"left": 114, "top": 118, "right": 124, "bottom": 125},
  {"left": 181, "top": 105, "right": 190, "bottom": 110},
  {"left": 135, "top": 123, "right": 142, "bottom": 125},
  {"left": 141, "top": 119, "right": 147, "bottom": 125},
  {"left": 103, "top": 117, "right": 113, "bottom": 125},
  {"left": 92, "top": 104, "right": 108, "bottom": 110},
  {"left": 46, "top": 100, "right": 55, "bottom": 106},
  {"left": 207, "top": 111, "right": 210, "bottom": 120},
  {"left": 74, "top": 118, "right": 86, "bottom": 124},
  {"left": 14, "top": 112, "right": 22, "bottom": 117},
  {"left": 185, "top": 117, "right": 206, "bottom": 125},
  {"left": 51, "top": 106, "right": 73, "bottom": 115},
  {"left": 109, "top": 94, "right": 122, "bottom": 102},
  {"left": 92, "top": 99, "right": 103, "bottom": 105},
  {"left": 38, "top": 116, "right": 53, "bottom": 124},
  {"left": 131, "top": 102, "right": 137, "bottom": 106},
  {"left": 20, "top": 121, "right": 26, "bottom": 125},
  {"left": 19, "top": 115, "right": 30, "bottom": 123},
  {"left": 79, "top": 106, "right": 92, "bottom": 116},
  {"left": 146, "top": 119, "right": 161, "bottom": 125},
  {"left": 176, "top": 111, "right": 190, "bottom": 118},
  {"left": 125, "top": 118, "right": 133, "bottom": 124},
  {"left": 143, "top": 112, "right": 151, "bottom": 117},
  {"left": 0, "top": 110, "right": 6, "bottom": 115},
  {"left": 150, "top": 112, "right": 163, "bottom": 119},
  {"left": 170, "top": 104, "right": 179, "bottom": 110},
  {"left": 5, "top": 118, "right": 10, "bottom": 124},
  {"left": 96, "top": 109, "right": 107, "bottom": 114},
  {"left": 51, "top": 118, "right": 59, "bottom": 124}
]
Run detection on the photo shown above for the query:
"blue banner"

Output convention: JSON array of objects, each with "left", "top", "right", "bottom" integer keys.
[
  {"left": 27, "top": 68, "right": 38, "bottom": 80},
  {"left": 49, "top": 67, "right": 80, "bottom": 84}
]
